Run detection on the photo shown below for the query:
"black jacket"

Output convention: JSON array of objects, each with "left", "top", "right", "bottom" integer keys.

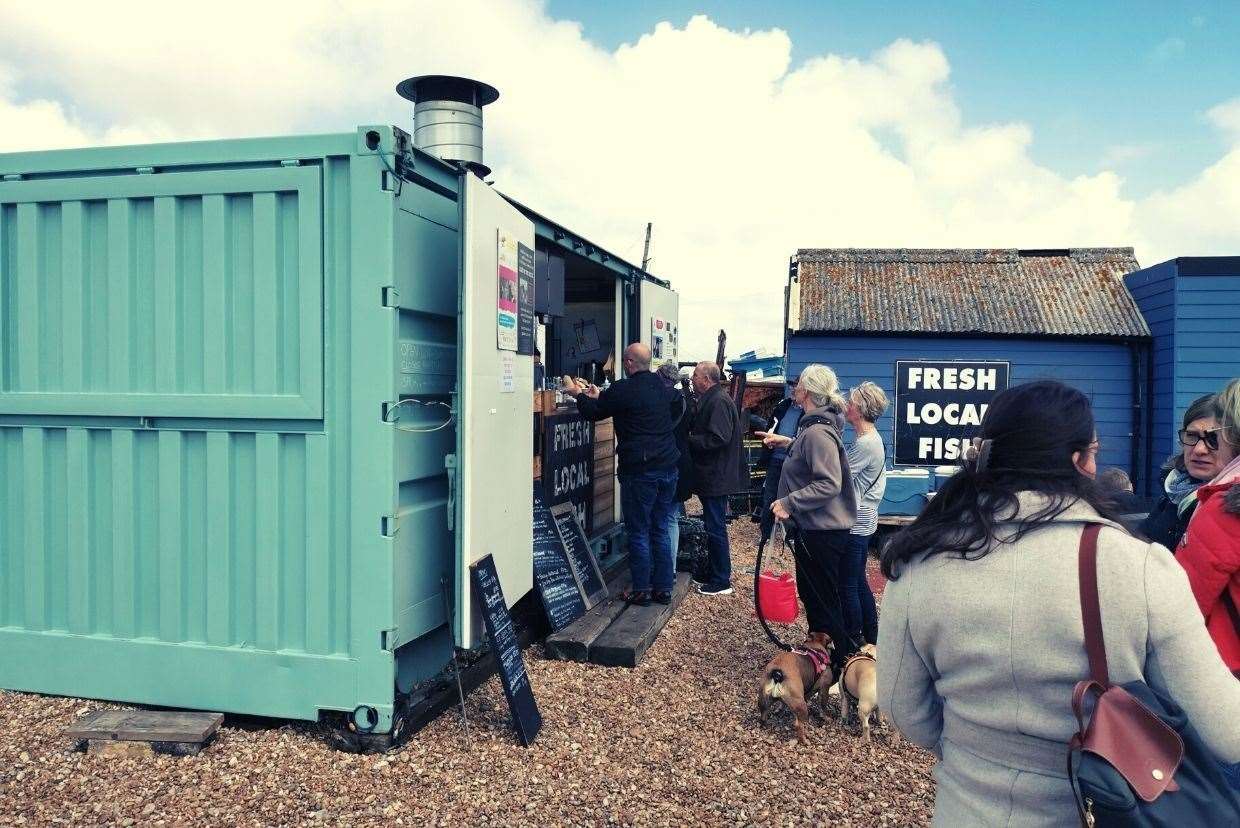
[
  {"left": 1142, "top": 492, "right": 1198, "bottom": 552},
  {"left": 669, "top": 388, "right": 696, "bottom": 502},
  {"left": 688, "top": 383, "right": 745, "bottom": 497},
  {"left": 757, "top": 396, "right": 795, "bottom": 470},
  {"left": 576, "top": 370, "right": 679, "bottom": 476}
]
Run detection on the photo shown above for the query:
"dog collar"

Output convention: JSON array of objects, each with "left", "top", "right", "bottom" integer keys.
[{"left": 839, "top": 651, "right": 876, "bottom": 703}]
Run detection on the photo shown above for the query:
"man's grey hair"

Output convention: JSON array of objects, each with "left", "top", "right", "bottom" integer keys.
[
  {"left": 799, "top": 364, "right": 846, "bottom": 411},
  {"left": 848, "top": 381, "right": 889, "bottom": 422},
  {"left": 656, "top": 361, "right": 680, "bottom": 384},
  {"left": 694, "top": 361, "right": 722, "bottom": 384}
]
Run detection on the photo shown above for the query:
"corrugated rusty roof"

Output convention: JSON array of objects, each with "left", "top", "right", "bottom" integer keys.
[{"left": 793, "top": 248, "right": 1150, "bottom": 338}]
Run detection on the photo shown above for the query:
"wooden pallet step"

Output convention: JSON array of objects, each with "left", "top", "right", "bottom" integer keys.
[
  {"left": 589, "top": 572, "right": 692, "bottom": 668},
  {"left": 544, "top": 569, "right": 632, "bottom": 662}
]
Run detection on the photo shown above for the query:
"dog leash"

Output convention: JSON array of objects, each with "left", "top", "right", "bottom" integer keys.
[{"left": 754, "top": 520, "right": 865, "bottom": 657}]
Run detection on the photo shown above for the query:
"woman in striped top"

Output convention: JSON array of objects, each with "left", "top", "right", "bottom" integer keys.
[{"left": 842, "top": 382, "right": 889, "bottom": 647}]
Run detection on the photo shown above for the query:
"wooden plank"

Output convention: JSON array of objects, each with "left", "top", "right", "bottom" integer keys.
[
  {"left": 594, "top": 419, "right": 614, "bottom": 441},
  {"left": 589, "top": 573, "right": 692, "bottom": 668},
  {"left": 66, "top": 710, "right": 224, "bottom": 744},
  {"left": 593, "top": 440, "right": 614, "bottom": 461},
  {"left": 544, "top": 570, "right": 632, "bottom": 662},
  {"left": 593, "top": 456, "right": 615, "bottom": 478}
]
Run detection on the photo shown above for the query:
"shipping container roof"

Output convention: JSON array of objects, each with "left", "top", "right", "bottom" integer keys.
[{"left": 793, "top": 248, "right": 1149, "bottom": 339}]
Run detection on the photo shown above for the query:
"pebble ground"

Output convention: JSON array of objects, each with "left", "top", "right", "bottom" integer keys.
[{"left": 0, "top": 515, "right": 935, "bottom": 826}]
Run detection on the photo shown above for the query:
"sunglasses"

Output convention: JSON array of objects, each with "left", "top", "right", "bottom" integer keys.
[{"left": 1179, "top": 428, "right": 1225, "bottom": 452}]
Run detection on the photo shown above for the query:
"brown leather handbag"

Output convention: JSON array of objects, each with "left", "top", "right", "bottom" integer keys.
[{"left": 1067, "top": 523, "right": 1240, "bottom": 826}]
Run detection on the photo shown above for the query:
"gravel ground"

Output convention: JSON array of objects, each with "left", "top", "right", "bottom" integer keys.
[{"left": 0, "top": 517, "right": 935, "bottom": 827}]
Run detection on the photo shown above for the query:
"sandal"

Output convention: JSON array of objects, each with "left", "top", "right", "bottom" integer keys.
[{"left": 621, "top": 590, "right": 651, "bottom": 607}]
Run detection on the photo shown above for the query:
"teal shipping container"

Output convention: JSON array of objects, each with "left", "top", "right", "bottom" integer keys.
[{"left": 0, "top": 122, "right": 589, "bottom": 736}]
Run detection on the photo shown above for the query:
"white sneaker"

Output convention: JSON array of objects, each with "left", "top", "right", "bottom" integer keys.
[{"left": 697, "top": 584, "right": 733, "bottom": 596}]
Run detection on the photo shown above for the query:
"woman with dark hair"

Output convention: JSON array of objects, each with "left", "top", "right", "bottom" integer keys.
[
  {"left": 876, "top": 380, "right": 1240, "bottom": 826},
  {"left": 1142, "top": 393, "right": 1227, "bottom": 551}
]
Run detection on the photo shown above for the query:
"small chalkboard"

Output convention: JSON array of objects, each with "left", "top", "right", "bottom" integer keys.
[
  {"left": 470, "top": 555, "right": 541, "bottom": 747},
  {"left": 532, "top": 488, "right": 588, "bottom": 631},
  {"left": 551, "top": 502, "right": 608, "bottom": 608}
]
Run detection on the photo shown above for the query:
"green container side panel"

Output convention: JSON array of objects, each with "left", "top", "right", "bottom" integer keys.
[
  {"left": 0, "top": 166, "right": 324, "bottom": 419},
  {"left": 0, "top": 126, "right": 464, "bottom": 729}
]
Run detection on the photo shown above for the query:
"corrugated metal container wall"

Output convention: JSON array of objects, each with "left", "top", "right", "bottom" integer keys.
[
  {"left": 0, "top": 127, "right": 459, "bottom": 732},
  {"left": 1125, "top": 257, "right": 1240, "bottom": 493},
  {"left": 787, "top": 334, "right": 1139, "bottom": 478}
]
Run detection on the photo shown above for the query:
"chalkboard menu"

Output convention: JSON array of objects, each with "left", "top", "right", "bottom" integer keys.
[
  {"left": 551, "top": 503, "right": 608, "bottom": 608},
  {"left": 543, "top": 411, "right": 594, "bottom": 535},
  {"left": 470, "top": 555, "right": 542, "bottom": 747},
  {"left": 532, "top": 487, "right": 588, "bottom": 631}
]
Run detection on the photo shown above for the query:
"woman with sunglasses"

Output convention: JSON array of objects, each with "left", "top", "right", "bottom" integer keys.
[
  {"left": 1142, "top": 394, "right": 1227, "bottom": 552},
  {"left": 1177, "top": 378, "right": 1240, "bottom": 788}
]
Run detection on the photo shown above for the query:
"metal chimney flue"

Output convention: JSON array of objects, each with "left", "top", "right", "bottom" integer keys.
[{"left": 396, "top": 75, "right": 499, "bottom": 177}]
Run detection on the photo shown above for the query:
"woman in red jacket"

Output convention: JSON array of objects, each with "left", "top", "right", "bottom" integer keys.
[
  {"left": 1178, "top": 378, "right": 1240, "bottom": 789},
  {"left": 1179, "top": 378, "right": 1240, "bottom": 673}
]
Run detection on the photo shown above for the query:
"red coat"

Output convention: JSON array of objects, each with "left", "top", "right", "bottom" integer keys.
[{"left": 1177, "top": 479, "right": 1240, "bottom": 671}]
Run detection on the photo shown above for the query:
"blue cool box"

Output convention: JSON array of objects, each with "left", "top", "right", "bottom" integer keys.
[{"left": 879, "top": 469, "right": 932, "bottom": 516}]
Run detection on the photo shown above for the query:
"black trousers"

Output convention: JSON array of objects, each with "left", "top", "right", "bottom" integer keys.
[{"left": 792, "top": 527, "right": 854, "bottom": 668}]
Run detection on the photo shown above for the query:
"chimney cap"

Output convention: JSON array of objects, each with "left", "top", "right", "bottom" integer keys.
[{"left": 396, "top": 75, "right": 499, "bottom": 107}]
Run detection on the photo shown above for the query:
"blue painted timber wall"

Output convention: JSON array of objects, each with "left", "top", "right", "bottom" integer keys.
[
  {"left": 1125, "top": 257, "right": 1240, "bottom": 490},
  {"left": 786, "top": 334, "right": 1141, "bottom": 485}
]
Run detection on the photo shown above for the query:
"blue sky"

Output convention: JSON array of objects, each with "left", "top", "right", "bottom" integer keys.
[{"left": 549, "top": 0, "right": 1238, "bottom": 197}]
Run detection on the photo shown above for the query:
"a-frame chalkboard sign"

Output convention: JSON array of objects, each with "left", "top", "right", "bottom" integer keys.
[
  {"left": 532, "top": 487, "right": 589, "bottom": 631},
  {"left": 550, "top": 502, "right": 608, "bottom": 608},
  {"left": 470, "top": 555, "right": 541, "bottom": 746}
]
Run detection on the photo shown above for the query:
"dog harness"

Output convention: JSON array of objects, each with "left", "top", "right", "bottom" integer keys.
[
  {"left": 839, "top": 650, "right": 877, "bottom": 704},
  {"left": 793, "top": 646, "right": 832, "bottom": 679}
]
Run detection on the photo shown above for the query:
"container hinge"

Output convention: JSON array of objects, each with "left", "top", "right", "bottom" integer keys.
[
  {"left": 379, "top": 629, "right": 397, "bottom": 651},
  {"left": 135, "top": 166, "right": 155, "bottom": 175},
  {"left": 2, "top": 174, "right": 22, "bottom": 182},
  {"left": 280, "top": 159, "right": 301, "bottom": 167},
  {"left": 381, "top": 515, "right": 399, "bottom": 538},
  {"left": 381, "top": 286, "right": 399, "bottom": 308},
  {"left": 444, "top": 454, "right": 457, "bottom": 531}
]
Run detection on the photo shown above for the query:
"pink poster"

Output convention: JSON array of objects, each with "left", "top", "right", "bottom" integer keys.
[{"left": 497, "top": 231, "right": 519, "bottom": 351}]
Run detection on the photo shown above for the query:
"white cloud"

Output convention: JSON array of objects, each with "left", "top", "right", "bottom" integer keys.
[
  {"left": 0, "top": 2, "right": 1237, "bottom": 358},
  {"left": 1150, "top": 37, "right": 1186, "bottom": 63}
]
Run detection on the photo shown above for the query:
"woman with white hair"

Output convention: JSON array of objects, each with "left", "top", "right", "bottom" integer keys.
[
  {"left": 761, "top": 364, "right": 857, "bottom": 669},
  {"left": 842, "top": 381, "right": 889, "bottom": 647}
]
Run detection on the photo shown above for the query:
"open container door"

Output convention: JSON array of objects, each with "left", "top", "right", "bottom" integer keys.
[
  {"left": 639, "top": 279, "right": 680, "bottom": 367},
  {"left": 455, "top": 174, "right": 535, "bottom": 647}
]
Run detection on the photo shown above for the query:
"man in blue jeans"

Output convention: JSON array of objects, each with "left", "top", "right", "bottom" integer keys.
[
  {"left": 567, "top": 343, "right": 680, "bottom": 606},
  {"left": 688, "top": 362, "right": 744, "bottom": 595}
]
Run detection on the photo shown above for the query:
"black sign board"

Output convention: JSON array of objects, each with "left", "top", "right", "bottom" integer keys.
[
  {"left": 532, "top": 487, "right": 588, "bottom": 631},
  {"left": 469, "top": 555, "right": 542, "bottom": 746},
  {"left": 543, "top": 411, "right": 594, "bottom": 535},
  {"left": 894, "top": 360, "right": 1010, "bottom": 465},
  {"left": 517, "top": 242, "right": 536, "bottom": 355},
  {"left": 551, "top": 502, "right": 608, "bottom": 608}
]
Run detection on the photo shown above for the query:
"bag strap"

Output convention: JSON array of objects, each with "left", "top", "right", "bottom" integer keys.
[{"left": 1078, "top": 523, "right": 1111, "bottom": 687}]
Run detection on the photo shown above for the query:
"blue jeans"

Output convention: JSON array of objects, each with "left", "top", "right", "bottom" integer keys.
[
  {"left": 1223, "top": 760, "right": 1240, "bottom": 792},
  {"left": 699, "top": 495, "right": 732, "bottom": 590},
  {"left": 842, "top": 533, "right": 878, "bottom": 646},
  {"left": 668, "top": 502, "right": 684, "bottom": 559},
  {"left": 620, "top": 467, "right": 678, "bottom": 593}
]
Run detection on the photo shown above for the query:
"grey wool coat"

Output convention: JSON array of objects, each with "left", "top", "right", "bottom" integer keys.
[{"left": 877, "top": 494, "right": 1240, "bottom": 827}]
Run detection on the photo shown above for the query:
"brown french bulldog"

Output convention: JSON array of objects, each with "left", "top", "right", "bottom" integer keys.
[
  {"left": 839, "top": 643, "right": 895, "bottom": 743},
  {"left": 756, "top": 637, "right": 835, "bottom": 744}
]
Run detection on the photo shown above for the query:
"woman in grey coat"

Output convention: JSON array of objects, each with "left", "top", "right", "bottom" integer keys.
[{"left": 878, "top": 381, "right": 1240, "bottom": 827}]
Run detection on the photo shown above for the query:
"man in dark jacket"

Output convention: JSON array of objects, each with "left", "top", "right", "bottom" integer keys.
[
  {"left": 756, "top": 378, "right": 802, "bottom": 546},
  {"left": 688, "top": 361, "right": 744, "bottom": 595},
  {"left": 567, "top": 343, "right": 679, "bottom": 606}
]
